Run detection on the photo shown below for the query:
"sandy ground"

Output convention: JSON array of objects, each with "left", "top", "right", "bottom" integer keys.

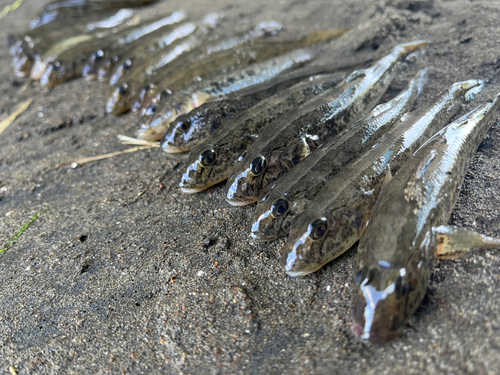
[{"left": 1, "top": 0, "right": 500, "bottom": 374}]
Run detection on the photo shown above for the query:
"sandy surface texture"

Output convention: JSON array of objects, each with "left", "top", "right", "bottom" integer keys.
[{"left": 1, "top": 0, "right": 500, "bottom": 374}]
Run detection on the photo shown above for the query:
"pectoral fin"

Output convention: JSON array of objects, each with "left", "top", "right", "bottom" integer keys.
[{"left": 434, "top": 225, "right": 500, "bottom": 258}]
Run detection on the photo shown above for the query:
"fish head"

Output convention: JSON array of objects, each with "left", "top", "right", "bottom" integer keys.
[
  {"left": 138, "top": 103, "right": 177, "bottom": 142},
  {"left": 82, "top": 49, "right": 107, "bottom": 78},
  {"left": 225, "top": 151, "right": 273, "bottom": 206},
  {"left": 40, "top": 61, "right": 72, "bottom": 86},
  {"left": 280, "top": 209, "right": 340, "bottom": 276},
  {"left": 106, "top": 82, "right": 133, "bottom": 115},
  {"left": 351, "top": 254, "right": 424, "bottom": 344},
  {"left": 162, "top": 102, "right": 222, "bottom": 153},
  {"left": 449, "top": 79, "right": 485, "bottom": 102},
  {"left": 249, "top": 190, "right": 293, "bottom": 242},
  {"left": 133, "top": 83, "right": 160, "bottom": 113},
  {"left": 12, "top": 54, "right": 33, "bottom": 77},
  {"left": 179, "top": 143, "right": 230, "bottom": 193},
  {"left": 96, "top": 54, "right": 120, "bottom": 81},
  {"left": 109, "top": 59, "right": 133, "bottom": 85}
]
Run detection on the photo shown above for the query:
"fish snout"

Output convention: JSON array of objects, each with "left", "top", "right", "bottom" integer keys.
[
  {"left": 40, "top": 62, "right": 64, "bottom": 86},
  {"left": 249, "top": 205, "right": 276, "bottom": 242},
  {"left": 161, "top": 124, "right": 187, "bottom": 153},
  {"left": 226, "top": 155, "right": 269, "bottom": 205},
  {"left": 351, "top": 280, "right": 406, "bottom": 344},
  {"left": 225, "top": 169, "right": 259, "bottom": 206},
  {"left": 250, "top": 196, "right": 290, "bottom": 242},
  {"left": 106, "top": 84, "right": 131, "bottom": 115}
]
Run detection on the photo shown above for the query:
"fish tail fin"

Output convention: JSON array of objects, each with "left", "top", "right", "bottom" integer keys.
[
  {"left": 465, "top": 81, "right": 486, "bottom": 102},
  {"left": 434, "top": 225, "right": 500, "bottom": 258},
  {"left": 395, "top": 40, "right": 431, "bottom": 59},
  {"left": 304, "top": 28, "right": 351, "bottom": 45}
]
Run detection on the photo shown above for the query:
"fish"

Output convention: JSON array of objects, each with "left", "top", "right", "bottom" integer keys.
[
  {"left": 11, "top": 9, "right": 138, "bottom": 78},
  {"left": 105, "top": 21, "right": 284, "bottom": 115},
  {"left": 225, "top": 40, "right": 429, "bottom": 206},
  {"left": 9, "top": 8, "right": 135, "bottom": 56},
  {"left": 29, "top": 5, "right": 170, "bottom": 80},
  {"left": 29, "top": 0, "right": 157, "bottom": 28},
  {"left": 40, "top": 11, "right": 187, "bottom": 86},
  {"left": 351, "top": 92, "right": 500, "bottom": 344},
  {"left": 136, "top": 47, "right": 318, "bottom": 141},
  {"left": 134, "top": 28, "right": 350, "bottom": 114},
  {"left": 83, "top": 11, "right": 191, "bottom": 80},
  {"left": 43, "top": 0, "right": 157, "bottom": 11},
  {"left": 105, "top": 15, "right": 219, "bottom": 84},
  {"left": 178, "top": 71, "right": 347, "bottom": 193},
  {"left": 161, "top": 62, "right": 372, "bottom": 154},
  {"left": 250, "top": 68, "right": 428, "bottom": 242},
  {"left": 282, "top": 79, "right": 485, "bottom": 278}
]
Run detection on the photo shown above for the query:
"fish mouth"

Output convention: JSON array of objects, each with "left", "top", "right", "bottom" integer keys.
[
  {"left": 179, "top": 186, "right": 204, "bottom": 194},
  {"left": 180, "top": 176, "right": 228, "bottom": 194},
  {"left": 351, "top": 319, "right": 364, "bottom": 338},
  {"left": 249, "top": 231, "right": 280, "bottom": 243},
  {"left": 225, "top": 196, "right": 259, "bottom": 207},
  {"left": 284, "top": 269, "right": 310, "bottom": 277}
]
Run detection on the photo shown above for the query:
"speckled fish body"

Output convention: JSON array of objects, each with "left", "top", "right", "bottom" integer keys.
[
  {"left": 282, "top": 79, "right": 484, "bottom": 278},
  {"left": 30, "top": 0, "right": 157, "bottom": 28},
  {"left": 225, "top": 41, "right": 429, "bottom": 206},
  {"left": 9, "top": 9, "right": 133, "bottom": 56},
  {"left": 104, "top": 21, "right": 204, "bottom": 84},
  {"left": 134, "top": 28, "right": 349, "bottom": 114},
  {"left": 178, "top": 72, "right": 346, "bottom": 193},
  {"left": 40, "top": 11, "right": 187, "bottom": 86},
  {"left": 162, "top": 63, "right": 369, "bottom": 154},
  {"left": 351, "top": 92, "right": 500, "bottom": 344},
  {"left": 107, "top": 13, "right": 220, "bottom": 85},
  {"left": 29, "top": 6, "right": 165, "bottom": 80},
  {"left": 11, "top": 10, "right": 137, "bottom": 77},
  {"left": 105, "top": 21, "right": 284, "bottom": 115},
  {"left": 43, "top": 0, "right": 156, "bottom": 10},
  {"left": 84, "top": 11, "right": 190, "bottom": 80},
  {"left": 250, "top": 69, "right": 428, "bottom": 242},
  {"left": 136, "top": 47, "right": 317, "bottom": 141}
]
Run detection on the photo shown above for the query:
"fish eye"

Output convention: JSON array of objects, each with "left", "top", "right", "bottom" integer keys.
[
  {"left": 394, "top": 276, "right": 410, "bottom": 299},
  {"left": 401, "top": 283, "right": 410, "bottom": 297},
  {"left": 94, "top": 49, "right": 104, "bottom": 60},
  {"left": 309, "top": 218, "right": 328, "bottom": 240},
  {"left": 250, "top": 156, "right": 267, "bottom": 176},
  {"left": 271, "top": 199, "right": 289, "bottom": 217},
  {"left": 123, "top": 59, "right": 132, "bottom": 70},
  {"left": 52, "top": 62, "right": 60, "bottom": 71},
  {"left": 160, "top": 90, "right": 172, "bottom": 99},
  {"left": 355, "top": 269, "right": 365, "bottom": 285},
  {"left": 199, "top": 149, "right": 217, "bottom": 167},
  {"left": 177, "top": 119, "right": 191, "bottom": 133},
  {"left": 118, "top": 83, "right": 128, "bottom": 95},
  {"left": 145, "top": 105, "right": 157, "bottom": 116}
]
